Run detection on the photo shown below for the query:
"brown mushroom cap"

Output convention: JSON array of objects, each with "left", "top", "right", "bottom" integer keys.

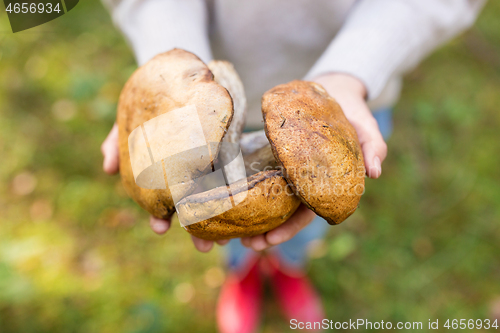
[
  {"left": 262, "top": 80, "right": 365, "bottom": 225},
  {"left": 181, "top": 170, "right": 300, "bottom": 240},
  {"left": 117, "top": 49, "right": 233, "bottom": 219}
]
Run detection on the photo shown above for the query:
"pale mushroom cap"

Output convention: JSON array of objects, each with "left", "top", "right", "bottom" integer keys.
[{"left": 118, "top": 49, "right": 233, "bottom": 219}]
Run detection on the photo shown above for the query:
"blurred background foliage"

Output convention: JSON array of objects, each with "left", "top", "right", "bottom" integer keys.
[{"left": 0, "top": 0, "right": 500, "bottom": 332}]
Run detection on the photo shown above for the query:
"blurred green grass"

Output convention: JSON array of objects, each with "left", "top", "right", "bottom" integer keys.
[{"left": 0, "top": 0, "right": 500, "bottom": 332}]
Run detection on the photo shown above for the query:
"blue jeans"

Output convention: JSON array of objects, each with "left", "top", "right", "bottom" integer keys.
[{"left": 225, "top": 108, "right": 393, "bottom": 271}]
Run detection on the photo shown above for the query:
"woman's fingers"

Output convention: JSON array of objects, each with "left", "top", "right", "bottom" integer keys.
[
  {"left": 240, "top": 237, "right": 251, "bottom": 247},
  {"left": 240, "top": 204, "right": 316, "bottom": 252},
  {"left": 191, "top": 235, "right": 214, "bottom": 252},
  {"left": 248, "top": 234, "right": 269, "bottom": 251},
  {"left": 312, "top": 73, "right": 388, "bottom": 179},
  {"left": 215, "top": 239, "right": 230, "bottom": 246},
  {"left": 349, "top": 114, "right": 387, "bottom": 179},
  {"left": 101, "top": 123, "right": 120, "bottom": 175},
  {"left": 149, "top": 215, "right": 171, "bottom": 235},
  {"left": 265, "top": 205, "right": 316, "bottom": 245},
  {"left": 149, "top": 215, "right": 226, "bottom": 252},
  {"left": 241, "top": 234, "right": 268, "bottom": 251}
]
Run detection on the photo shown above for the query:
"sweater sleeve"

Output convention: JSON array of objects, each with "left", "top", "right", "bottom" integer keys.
[
  {"left": 305, "top": 0, "right": 486, "bottom": 100},
  {"left": 103, "top": 0, "right": 212, "bottom": 66}
]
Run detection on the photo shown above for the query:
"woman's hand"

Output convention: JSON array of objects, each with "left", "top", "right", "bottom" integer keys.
[
  {"left": 240, "top": 204, "right": 316, "bottom": 251},
  {"left": 101, "top": 123, "right": 228, "bottom": 252},
  {"left": 312, "top": 73, "right": 387, "bottom": 178},
  {"left": 102, "top": 73, "right": 385, "bottom": 252},
  {"left": 149, "top": 215, "right": 230, "bottom": 252},
  {"left": 239, "top": 74, "right": 387, "bottom": 251},
  {"left": 101, "top": 123, "right": 120, "bottom": 175}
]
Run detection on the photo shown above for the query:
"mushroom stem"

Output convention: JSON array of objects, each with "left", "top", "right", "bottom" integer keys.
[
  {"left": 243, "top": 143, "right": 278, "bottom": 175},
  {"left": 208, "top": 61, "right": 246, "bottom": 145},
  {"left": 208, "top": 61, "right": 247, "bottom": 183},
  {"left": 240, "top": 129, "right": 270, "bottom": 155},
  {"left": 207, "top": 64, "right": 279, "bottom": 177}
]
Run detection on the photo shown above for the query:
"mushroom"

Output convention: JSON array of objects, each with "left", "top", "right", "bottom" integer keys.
[
  {"left": 118, "top": 49, "right": 364, "bottom": 241},
  {"left": 117, "top": 49, "right": 233, "bottom": 220},
  {"left": 262, "top": 81, "right": 366, "bottom": 225}
]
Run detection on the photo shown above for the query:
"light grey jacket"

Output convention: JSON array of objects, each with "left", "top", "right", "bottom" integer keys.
[{"left": 103, "top": 0, "right": 485, "bottom": 128}]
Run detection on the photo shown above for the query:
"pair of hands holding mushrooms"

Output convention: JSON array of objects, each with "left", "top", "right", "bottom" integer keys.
[{"left": 101, "top": 50, "right": 387, "bottom": 253}]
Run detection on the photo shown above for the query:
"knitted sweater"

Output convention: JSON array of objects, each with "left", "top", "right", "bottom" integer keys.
[{"left": 103, "top": 0, "right": 485, "bottom": 128}]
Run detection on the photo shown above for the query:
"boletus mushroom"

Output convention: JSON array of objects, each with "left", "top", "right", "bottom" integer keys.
[{"left": 117, "top": 49, "right": 364, "bottom": 241}]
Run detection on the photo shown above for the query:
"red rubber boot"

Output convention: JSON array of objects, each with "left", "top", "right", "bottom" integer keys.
[
  {"left": 265, "top": 254, "right": 325, "bottom": 331},
  {"left": 216, "top": 257, "right": 262, "bottom": 333}
]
